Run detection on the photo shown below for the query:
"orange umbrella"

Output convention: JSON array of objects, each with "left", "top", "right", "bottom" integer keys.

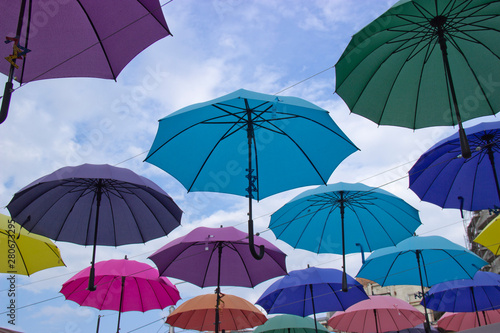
[{"left": 167, "top": 293, "right": 267, "bottom": 331}]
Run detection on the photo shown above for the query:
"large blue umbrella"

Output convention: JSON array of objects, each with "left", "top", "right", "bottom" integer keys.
[
  {"left": 357, "top": 235, "right": 488, "bottom": 333},
  {"left": 422, "top": 271, "right": 500, "bottom": 326},
  {"left": 269, "top": 182, "right": 421, "bottom": 290},
  {"left": 409, "top": 121, "right": 500, "bottom": 214},
  {"left": 145, "top": 89, "right": 358, "bottom": 259},
  {"left": 6, "top": 163, "right": 182, "bottom": 290},
  {"left": 256, "top": 266, "right": 368, "bottom": 333}
]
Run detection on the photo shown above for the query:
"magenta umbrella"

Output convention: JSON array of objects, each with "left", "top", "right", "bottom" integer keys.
[
  {"left": 327, "top": 295, "right": 425, "bottom": 333},
  {"left": 438, "top": 310, "right": 500, "bottom": 332},
  {"left": 0, "top": 0, "right": 171, "bottom": 124},
  {"left": 60, "top": 257, "right": 180, "bottom": 333},
  {"left": 148, "top": 226, "right": 287, "bottom": 333}
]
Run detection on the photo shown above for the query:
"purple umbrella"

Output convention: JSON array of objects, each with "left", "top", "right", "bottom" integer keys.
[
  {"left": 0, "top": 0, "right": 171, "bottom": 123},
  {"left": 148, "top": 226, "right": 287, "bottom": 333},
  {"left": 7, "top": 163, "right": 182, "bottom": 290}
]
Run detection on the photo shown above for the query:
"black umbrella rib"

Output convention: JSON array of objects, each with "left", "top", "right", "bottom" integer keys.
[
  {"left": 75, "top": 0, "right": 117, "bottom": 80},
  {"left": 200, "top": 241, "right": 219, "bottom": 288}
]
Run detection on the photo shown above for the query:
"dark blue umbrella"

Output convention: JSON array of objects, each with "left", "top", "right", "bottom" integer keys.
[
  {"left": 7, "top": 163, "right": 182, "bottom": 290},
  {"left": 357, "top": 235, "right": 488, "bottom": 333},
  {"left": 409, "top": 121, "right": 500, "bottom": 214},
  {"left": 269, "top": 182, "right": 421, "bottom": 291},
  {"left": 145, "top": 89, "right": 358, "bottom": 259},
  {"left": 256, "top": 266, "right": 368, "bottom": 332},
  {"left": 422, "top": 271, "right": 500, "bottom": 326}
]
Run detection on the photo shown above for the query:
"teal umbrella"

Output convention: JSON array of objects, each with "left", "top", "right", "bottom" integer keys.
[
  {"left": 145, "top": 89, "right": 358, "bottom": 259},
  {"left": 269, "top": 182, "right": 421, "bottom": 291},
  {"left": 357, "top": 235, "right": 488, "bottom": 333},
  {"left": 335, "top": 0, "right": 500, "bottom": 159},
  {"left": 254, "top": 315, "right": 329, "bottom": 333}
]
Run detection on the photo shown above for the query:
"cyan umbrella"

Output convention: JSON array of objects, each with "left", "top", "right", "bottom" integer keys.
[
  {"left": 335, "top": 0, "right": 500, "bottom": 159},
  {"left": 7, "top": 163, "right": 182, "bottom": 290},
  {"left": 423, "top": 271, "right": 500, "bottom": 326},
  {"left": 145, "top": 89, "right": 358, "bottom": 259},
  {"left": 254, "top": 314, "right": 329, "bottom": 333},
  {"left": 409, "top": 121, "right": 500, "bottom": 214},
  {"left": 256, "top": 266, "right": 368, "bottom": 333},
  {"left": 357, "top": 235, "right": 488, "bottom": 333},
  {"left": 269, "top": 182, "right": 421, "bottom": 290}
]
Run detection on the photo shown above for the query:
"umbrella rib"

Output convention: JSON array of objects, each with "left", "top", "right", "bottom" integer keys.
[
  {"left": 75, "top": 0, "right": 117, "bottom": 80},
  {"left": 441, "top": 249, "right": 477, "bottom": 279}
]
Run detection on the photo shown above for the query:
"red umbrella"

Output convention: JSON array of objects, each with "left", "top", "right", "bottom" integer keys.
[
  {"left": 327, "top": 295, "right": 425, "bottom": 333},
  {"left": 438, "top": 310, "right": 500, "bottom": 331},
  {"left": 167, "top": 293, "right": 267, "bottom": 331},
  {"left": 60, "top": 257, "right": 180, "bottom": 333}
]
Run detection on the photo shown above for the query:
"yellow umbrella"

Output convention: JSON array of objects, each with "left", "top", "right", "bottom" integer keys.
[
  {"left": 0, "top": 213, "right": 65, "bottom": 275},
  {"left": 474, "top": 215, "right": 500, "bottom": 255}
]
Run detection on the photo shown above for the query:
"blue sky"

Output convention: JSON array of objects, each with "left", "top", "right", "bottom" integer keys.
[{"left": 0, "top": 1, "right": 494, "bottom": 332}]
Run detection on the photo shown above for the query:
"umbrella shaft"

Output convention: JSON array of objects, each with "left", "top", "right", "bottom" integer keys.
[{"left": 416, "top": 251, "right": 431, "bottom": 333}]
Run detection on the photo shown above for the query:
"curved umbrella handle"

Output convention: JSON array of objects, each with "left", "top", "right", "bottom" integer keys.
[{"left": 248, "top": 220, "right": 265, "bottom": 260}]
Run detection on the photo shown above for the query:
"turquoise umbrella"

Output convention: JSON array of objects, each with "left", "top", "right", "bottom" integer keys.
[
  {"left": 145, "top": 89, "right": 358, "bottom": 259},
  {"left": 254, "top": 315, "right": 329, "bottom": 333},
  {"left": 269, "top": 182, "right": 421, "bottom": 291},
  {"left": 357, "top": 235, "right": 488, "bottom": 333}
]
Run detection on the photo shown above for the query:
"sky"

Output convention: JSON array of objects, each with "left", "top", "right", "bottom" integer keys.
[{"left": 0, "top": 0, "right": 496, "bottom": 332}]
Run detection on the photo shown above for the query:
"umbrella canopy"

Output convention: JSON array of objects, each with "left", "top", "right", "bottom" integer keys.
[
  {"left": 0, "top": 213, "right": 65, "bottom": 276},
  {"left": 148, "top": 226, "right": 287, "bottom": 288},
  {"left": 409, "top": 121, "right": 500, "bottom": 213},
  {"left": 166, "top": 293, "right": 267, "bottom": 331},
  {"left": 335, "top": 0, "right": 500, "bottom": 158},
  {"left": 269, "top": 182, "right": 421, "bottom": 290},
  {"left": 7, "top": 163, "right": 182, "bottom": 290},
  {"left": 145, "top": 88, "right": 358, "bottom": 259},
  {"left": 438, "top": 310, "right": 500, "bottom": 331},
  {"left": 253, "top": 314, "right": 329, "bottom": 333},
  {"left": 474, "top": 214, "right": 500, "bottom": 256},
  {"left": 149, "top": 226, "right": 286, "bottom": 333},
  {"left": 256, "top": 266, "right": 368, "bottom": 317},
  {"left": 423, "top": 271, "right": 500, "bottom": 313},
  {"left": 357, "top": 235, "right": 487, "bottom": 332},
  {"left": 327, "top": 295, "right": 426, "bottom": 333},
  {"left": 0, "top": 0, "right": 171, "bottom": 123},
  {"left": 60, "top": 258, "right": 180, "bottom": 333},
  {"left": 387, "top": 323, "right": 439, "bottom": 333}
]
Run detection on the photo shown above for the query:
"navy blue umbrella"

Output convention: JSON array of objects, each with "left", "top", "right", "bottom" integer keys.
[
  {"left": 423, "top": 271, "right": 500, "bottom": 326},
  {"left": 256, "top": 266, "right": 368, "bottom": 332},
  {"left": 7, "top": 163, "right": 182, "bottom": 290},
  {"left": 409, "top": 121, "right": 500, "bottom": 214}
]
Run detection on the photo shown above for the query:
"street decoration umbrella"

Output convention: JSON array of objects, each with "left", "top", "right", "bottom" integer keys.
[
  {"left": 387, "top": 323, "right": 439, "bottom": 333},
  {"left": 0, "top": 0, "right": 171, "bottom": 124},
  {"left": 335, "top": 0, "right": 500, "bottom": 159},
  {"left": 438, "top": 310, "right": 500, "bottom": 331},
  {"left": 422, "top": 271, "right": 500, "bottom": 326},
  {"left": 269, "top": 182, "right": 421, "bottom": 291},
  {"left": 357, "top": 235, "right": 488, "bottom": 333},
  {"left": 256, "top": 266, "right": 368, "bottom": 333},
  {"left": 474, "top": 214, "right": 500, "bottom": 255},
  {"left": 327, "top": 295, "right": 426, "bottom": 333},
  {"left": 148, "top": 226, "right": 287, "bottom": 333},
  {"left": 253, "top": 314, "right": 329, "bottom": 333},
  {"left": 7, "top": 163, "right": 182, "bottom": 290},
  {"left": 145, "top": 88, "right": 358, "bottom": 260},
  {"left": 0, "top": 213, "right": 65, "bottom": 275},
  {"left": 60, "top": 257, "right": 180, "bottom": 333},
  {"left": 409, "top": 121, "right": 500, "bottom": 213},
  {"left": 166, "top": 293, "right": 267, "bottom": 332}
]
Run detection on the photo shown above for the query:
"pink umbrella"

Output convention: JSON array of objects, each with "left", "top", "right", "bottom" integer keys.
[
  {"left": 327, "top": 295, "right": 425, "bottom": 333},
  {"left": 438, "top": 310, "right": 500, "bottom": 331},
  {"left": 60, "top": 257, "right": 180, "bottom": 333}
]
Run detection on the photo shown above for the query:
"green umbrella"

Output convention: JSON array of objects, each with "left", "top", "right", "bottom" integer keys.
[
  {"left": 254, "top": 314, "right": 329, "bottom": 333},
  {"left": 335, "top": 0, "right": 500, "bottom": 159}
]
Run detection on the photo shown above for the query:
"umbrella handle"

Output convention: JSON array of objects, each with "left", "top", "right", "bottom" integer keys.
[
  {"left": 0, "top": 81, "right": 13, "bottom": 124},
  {"left": 248, "top": 227, "right": 264, "bottom": 260}
]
